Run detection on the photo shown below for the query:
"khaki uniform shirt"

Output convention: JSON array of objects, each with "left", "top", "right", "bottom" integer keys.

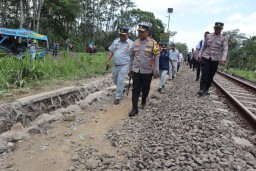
[
  {"left": 201, "top": 33, "right": 228, "bottom": 61},
  {"left": 130, "top": 37, "right": 160, "bottom": 74}
]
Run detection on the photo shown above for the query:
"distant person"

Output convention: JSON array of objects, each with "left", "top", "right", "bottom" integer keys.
[
  {"left": 27, "top": 39, "right": 39, "bottom": 60},
  {"left": 195, "top": 31, "right": 210, "bottom": 81},
  {"left": 168, "top": 44, "right": 179, "bottom": 80},
  {"left": 177, "top": 52, "right": 183, "bottom": 73},
  {"left": 52, "top": 41, "right": 59, "bottom": 56},
  {"left": 158, "top": 45, "right": 170, "bottom": 92},
  {"left": 65, "top": 38, "right": 70, "bottom": 51},
  {"left": 198, "top": 22, "right": 228, "bottom": 96}
]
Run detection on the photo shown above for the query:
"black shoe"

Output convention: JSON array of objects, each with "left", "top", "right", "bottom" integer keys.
[
  {"left": 195, "top": 78, "right": 199, "bottom": 81},
  {"left": 114, "top": 99, "right": 120, "bottom": 105},
  {"left": 141, "top": 99, "right": 147, "bottom": 109},
  {"left": 158, "top": 88, "right": 162, "bottom": 92},
  {"left": 204, "top": 90, "right": 210, "bottom": 95},
  {"left": 128, "top": 108, "right": 138, "bottom": 117},
  {"left": 162, "top": 85, "right": 165, "bottom": 88},
  {"left": 198, "top": 90, "right": 204, "bottom": 96}
]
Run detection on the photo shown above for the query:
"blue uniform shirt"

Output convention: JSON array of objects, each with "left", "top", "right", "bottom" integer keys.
[
  {"left": 109, "top": 38, "right": 134, "bottom": 65},
  {"left": 159, "top": 51, "right": 170, "bottom": 70}
]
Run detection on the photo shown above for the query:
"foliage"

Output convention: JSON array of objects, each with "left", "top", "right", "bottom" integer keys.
[
  {"left": 224, "top": 29, "right": 256, "bottom": 71},
  {"left": 0, "top": 0, "right": 166, "bottom": 51},
  {"left": 0, "top": 53, "right": 108, "bottom": 90},
  {"left": 228, "top": 68, "right": 256, "bottom": 82}
]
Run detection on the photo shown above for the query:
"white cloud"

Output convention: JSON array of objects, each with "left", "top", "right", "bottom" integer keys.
[
  {"left": 224, "top": 12, "right": 256, "bottom": 37},
  {"left": 131, "top": 0, "right": 254, "bottom": 50}
]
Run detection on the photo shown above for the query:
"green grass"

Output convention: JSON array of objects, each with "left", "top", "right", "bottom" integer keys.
[
  {"left": 0, "top": 52, "right": 109, "bottom": 91},
  {"left": 227, "top": 68, "right": 256, "bottom": 82}
]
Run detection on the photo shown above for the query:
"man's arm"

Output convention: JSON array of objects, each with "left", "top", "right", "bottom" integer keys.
[
  {"left": 106, "top": 51, "right": 114, "bottom": 66},
  {"left": 128, "top": 42, "right": 135, "bottom": 76},
  {"left": 153, "top": 41, "right": 160, "bottom": 76},
  {"left": 221, "top": 36, "right": 228, "bottom": 61}
]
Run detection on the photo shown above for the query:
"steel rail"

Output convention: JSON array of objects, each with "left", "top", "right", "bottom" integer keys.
[
  {"left": 213, "top": 73, "right": 256, "bottom": 130},
  {"left": 217, "top": 71, "right": 256, "bottom": 92}
]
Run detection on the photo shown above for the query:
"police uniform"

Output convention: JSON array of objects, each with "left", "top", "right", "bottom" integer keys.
[
  {"left": 108, "top": 28, "right": 134, "bottom": 102},
  {"left": 169, "top": 44, "right": 179, "bottom": 80},
  {"left": 129, "top": 24, "right": 160, "bottom": 116},
  {"left": 199, "top": 22, "right": 228, "bottom": 95}
]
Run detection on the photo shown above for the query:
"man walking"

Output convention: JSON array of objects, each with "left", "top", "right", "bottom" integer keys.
[
  {"left": 52, "top": 41, "right": 59, "bottom": 56},
  {"left": 177, "top": 51, "right": 183, "bottom": 73},
  {"left": 128, "top": 24, "right": 160, "bottom": 117},
  {"left": 198, "top": 22, "right": 228, "bottom": 96},
  {"left": 158, "top": 44, "right": 170, "bottom": 92},
  {"left": 195, "top": 31, "right": 209, "bottom": 81},
  {"left": 169, "top": 44, "right": 179, "bottom": 80},
  {"left": 106, "top": 27, "right": 134, "bottom": 104}
]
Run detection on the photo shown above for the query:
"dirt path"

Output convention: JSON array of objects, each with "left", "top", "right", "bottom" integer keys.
[{"left": 1, "top": 74, "right": 170, "bottom": 171}]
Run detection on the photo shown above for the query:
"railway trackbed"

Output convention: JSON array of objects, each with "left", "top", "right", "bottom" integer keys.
[{"left": 214, "top": 71, "right": 256, "bottom": 130}]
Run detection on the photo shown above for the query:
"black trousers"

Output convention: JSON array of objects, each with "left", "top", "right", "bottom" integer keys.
[
  {"left": 177, "top": 63, "right": 181, "bottom": 72},
  {"left": 196, "top": 61, "right": 201, "bottom": 79},
  {"left": 132, "top": 71, "right": 152, "bottom": 109},
  {"left": 52, "top": 50, "right": 58, "bottom": 56},
  {"left": 200, "top": 58, "right": 219, "bottom": 91},
  {"left": 192, "top": 59, "right": 197, "bottom": 71}
]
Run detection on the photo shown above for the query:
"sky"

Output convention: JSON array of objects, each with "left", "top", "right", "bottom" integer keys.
[{"left": 132, "top": 0, "right": 256, "bottom": 50}]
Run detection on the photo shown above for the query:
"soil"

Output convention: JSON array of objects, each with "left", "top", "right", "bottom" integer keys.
[{"left": 1, "top": 72, "right": 169, "bottom": 171}]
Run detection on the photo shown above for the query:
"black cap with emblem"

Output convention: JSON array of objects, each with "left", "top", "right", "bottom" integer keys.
[
  {"left": 137, "top": 24, "right": 150, "bottom": 32},
  {"left": 214, "top": 22, "right": 224, "bottom": 28},
  {"left": 118, "top": 27, "right": 129, "bottom": 35}
]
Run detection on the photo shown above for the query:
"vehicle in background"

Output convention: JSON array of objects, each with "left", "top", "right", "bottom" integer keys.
[{"left": 0, "top": 28, "right": 49, "bottom": 59}]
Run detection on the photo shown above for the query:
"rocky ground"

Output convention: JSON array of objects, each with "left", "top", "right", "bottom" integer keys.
[{"left": 1, "top": 66, "right": 256, "bottom": 171}]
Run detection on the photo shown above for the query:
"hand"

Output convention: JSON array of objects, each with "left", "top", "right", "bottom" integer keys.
[
  {"left": 128, "top": 70, "right": 132, "bottom": 77},
  {"left": 195, "top": 58, "right": 198, "bottom": 61},
  {"left": 105, "top": 61, "right": 110, "bottom": 67},
  {"left": 219, "top": 60, "right": 225, "bottom": 65},
  {"left": 153, "top": 73, "right": 158, "bottom": 79}
]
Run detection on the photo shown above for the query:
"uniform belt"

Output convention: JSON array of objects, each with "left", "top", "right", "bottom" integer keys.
[{"left": 172, "top": 60, "right": 177, "bottom": 62}]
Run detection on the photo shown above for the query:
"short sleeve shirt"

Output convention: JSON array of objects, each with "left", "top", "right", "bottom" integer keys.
[
  {"left": 169, "top": 49, "right": 179, "bottom": 61},
  {"left": 109, "top": 38, "right": 134, "bottom": 65}
]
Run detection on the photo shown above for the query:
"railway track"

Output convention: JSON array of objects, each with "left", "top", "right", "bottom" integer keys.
[{"left": 213, "top": 71, "right": 256, "bottom": 130}]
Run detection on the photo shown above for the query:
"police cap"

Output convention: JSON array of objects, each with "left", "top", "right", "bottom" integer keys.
[
  {"left": 214, "top": 22, "right": 224, "bottom": 28},
  {"left": 118, "top": 27, "right": 129, "bottom": 35},
  {"left": 137, "top": 24, "right": 150, "bottom": 32}
]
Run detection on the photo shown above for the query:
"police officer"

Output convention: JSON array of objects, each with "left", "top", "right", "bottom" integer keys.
[
  {"left": 128, "top": 24, "right": 160, "bottom": 117},
  {"left": 169, "top": 44, "right": 179, "bottom": 80},
  {"left": 106, "top": 27, "right": 134, "bottom": 104},
  {"left": 198, "top": 22, "right": 228, "bottom": 96}
]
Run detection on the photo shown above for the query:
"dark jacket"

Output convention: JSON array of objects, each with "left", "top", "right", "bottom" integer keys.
[{"left": 159, "top": 51, "right": 170, "bottom": 70}]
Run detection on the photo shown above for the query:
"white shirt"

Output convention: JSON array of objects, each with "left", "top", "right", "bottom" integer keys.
[
  {"left": 178, "top": 53, "right": 183, "bottom": 62},
  {"left": 169, "top": 49, "right": 179, "bottom": 61}
]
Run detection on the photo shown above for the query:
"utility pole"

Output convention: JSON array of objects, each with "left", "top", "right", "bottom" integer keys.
[
  {"left": 20, "top": 0, "right": 23, "bottom": 29},
  {"left": 167, "top": 8, "right": 173, "bottom": 33}
]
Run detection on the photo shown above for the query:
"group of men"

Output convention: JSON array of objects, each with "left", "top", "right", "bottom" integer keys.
[
  {"left": 106, "top": 24, "right": 185, "bottom": 117},
  {"left": 106, "top": 21, "right": 228, "bottom": 117}
]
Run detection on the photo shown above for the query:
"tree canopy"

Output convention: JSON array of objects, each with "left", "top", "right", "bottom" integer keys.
[{"left": 0, "top": 0, "right": 166, "bottom": 51}]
